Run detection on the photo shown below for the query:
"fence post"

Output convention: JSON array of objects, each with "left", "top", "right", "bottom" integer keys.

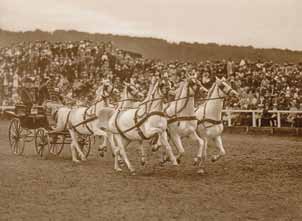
[
  {"left": 252, "top": 111, "right": 256, "bottom": 127},
  {"left": 277, "top": 112, "right": 281, "bottom": 128},
  {"left": 228, "top": 110, "right": 232, "bottom": 127}
]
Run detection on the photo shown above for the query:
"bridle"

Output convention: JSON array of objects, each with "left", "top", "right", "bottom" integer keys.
[
  {"left": 88, "top": 83, "right": 117, "bottom": 115},
  {"left": 137, "top": 80, "right": 167, "bottom": 118},
  {"left": 118, "top": 85, "right": 142, "bottom": 109},
  {"left": 165, "top": 79, "right": 201, "bottom": 117},
  {"left": 217, "top": 82, "right": 234, "bottom": 97},
  {"left": 198, "top": 81, "right": 237, "bottom": 128},
  {"left": 114, "top": 80, "right": 168, "bottom": 140}
]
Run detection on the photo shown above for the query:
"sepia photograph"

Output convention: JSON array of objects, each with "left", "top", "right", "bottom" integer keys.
[{"left": 0, "top": 0, "right": 301, "bottom": 220}]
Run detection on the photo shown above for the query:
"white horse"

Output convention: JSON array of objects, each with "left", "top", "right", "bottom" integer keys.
[
  {"left": 103, "top": 78, "right": 178, "bottom": 173},
  {"left": 195, "top": 77, "right": 239, "bottom": 174},
  {"left": 98, "top": 81, "right": 144, "bottom": 157},
  {"left": 157, "top": 75, "right": 208, "bottom": 163},
  {"left": 48, "top": 80, "right": 119, "bottom": 163}
]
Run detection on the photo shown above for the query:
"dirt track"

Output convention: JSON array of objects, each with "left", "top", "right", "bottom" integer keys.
[{"left": 0, "top": 119, "right": 301, "bottom": 221}]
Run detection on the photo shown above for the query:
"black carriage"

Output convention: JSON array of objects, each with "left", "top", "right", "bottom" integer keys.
[{"left": 6, "top": 103, "right": 91, "bottom": 159}]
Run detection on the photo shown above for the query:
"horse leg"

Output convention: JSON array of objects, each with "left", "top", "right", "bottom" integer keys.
[
  {"left": 92, "top": 126, "right": 108, "bottom": 157},
  {"left": 212, "top": 136, "right": 226, "bottom": 162},
  {"left": 115, "top": 135, "right": 135, "bottom": 174},
  {"left": 197, "top": 138, "right": 208, "bottom": 174},
  {"left": 190, "top": 131, "right": 205, "bottom": 166},
  {"left": 159, "top": 131, "right": 178, "bottom": 166},
  {"left": 98, "top": 136, "right": 107, "bottom": 157},
  {"left": 169, "top": 132, "right": 185, "bottom": 164},
  {"left": 109, "top": 134, "right": 122, "bottom": 172},
  {"left": 151, "top": 134, "right": 161, "bottom": 152},
  {"left": 68, "top": 130, "right": 80, "bottom": 163},
  {"left": 70, "top": 143, "right": 80, "bottom": 163},
  {"left": 68, "top": 129, "right": 86, "bottom": 161},
  {"left": 138, "top": 141, "right": 146, "bottom": 166}
]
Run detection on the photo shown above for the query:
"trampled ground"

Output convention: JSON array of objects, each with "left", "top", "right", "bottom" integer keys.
[{"left": 0, "top": 120, "right": 301, "bottom": 221}]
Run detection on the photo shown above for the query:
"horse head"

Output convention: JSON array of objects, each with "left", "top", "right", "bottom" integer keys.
[
  {"left": 185, "top": 73, "right": 208, "bottom": 96},
  {"left": 98, "top": 79, "right": 119, "bottom": 100},
  {"left": 124, "top": 82, "right": 144, "bottom": 101},
  {"left": 215, "top": 77, "right": 239, "bottom": 98}
]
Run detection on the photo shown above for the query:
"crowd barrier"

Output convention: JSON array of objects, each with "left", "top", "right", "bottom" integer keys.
[
  {"left": 222, "top": 109, "right": 302, "bottom": 128},
  {"left": 0, "top": 106, "right": 15, "bottom": 112}
]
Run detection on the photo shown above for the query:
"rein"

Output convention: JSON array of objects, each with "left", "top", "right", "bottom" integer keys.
[
  {"left": 68, "top": 87, "right": 114, "bottom": 134},
  {"left": 114, "top": 80, "right": 167, "bottom": 140},
  {"left": 197, "top": 83, "right": 230, "bottom": 128},
  {"left": 115, "top": 110, "right": 167, "bottom": 140}
]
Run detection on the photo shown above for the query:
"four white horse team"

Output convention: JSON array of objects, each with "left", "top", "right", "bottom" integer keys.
[{"left": 47, "top": 75, "right": 239, "bottom": 174}]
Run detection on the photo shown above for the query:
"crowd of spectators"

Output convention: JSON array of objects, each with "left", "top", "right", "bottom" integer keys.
[{"left": 1, "top": 40, "right": 302, "bottom": 126}]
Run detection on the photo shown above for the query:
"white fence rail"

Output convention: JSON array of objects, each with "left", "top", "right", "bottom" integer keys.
[
  {"left": 222, "top": 110, "right": 302, "bottom": 128},
  {"left": 0, "top": 106, "right": 15, "bottom": 111}
]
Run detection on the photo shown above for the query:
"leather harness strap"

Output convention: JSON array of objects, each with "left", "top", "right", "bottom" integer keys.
[
  {"left": 198, "top": 118, "right": 222, "bottom": 128},
  {"left": 115, "top": 110, "right": 130, "bottom": 141},
  {"left": 134, "top": 109, "right": 148, "bottom": 140},
  {"left": 83, "top": 107, "right": 94, "bottom": 135},
  {"left": 167, "top": 116, "right": 197, "bottom": 124},
  {"left": 114, "top": 110, "right": 167, "bottom": 140},
  {"left": 63, "top": 110, "right": 71, "bottom": 131},
  {"left": 70, "top": 107, "right": 98, "bottom": 135},
  {"left": 197, "top": 83, "right": 224, "bottom": 129}
]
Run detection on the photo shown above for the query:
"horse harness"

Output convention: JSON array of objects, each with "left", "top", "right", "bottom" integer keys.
[
  {"left": 165, "top": 80, "right": 199, "bottom": 125},
  {"left": 69, "top": 96, "right": 109, "bottom": 135},
  {"left": 197, "top": 83, "right": 232, "bottom": 128},
  {"left": 114, "top": 82, "right": 168, "bottom": 141}
]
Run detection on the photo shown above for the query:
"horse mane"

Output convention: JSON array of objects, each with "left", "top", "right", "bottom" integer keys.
[
  {"left": 174, "top": 80, "right": 186, "bottom": 99},
  {"left": 141, "top": 79, "right": 158, "bottom": 104},
  {"left": 207, "top": 82, "right": 217, "bottom": 98},
  {"left": 121, "top": 86, "right": 127, "bottom": 100}
]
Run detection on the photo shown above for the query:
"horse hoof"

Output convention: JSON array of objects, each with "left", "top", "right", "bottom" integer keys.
[
  {"left": 73, "top": 159, "right": 80, "bottom": 164},
  {"left": 99, "top": 152, "right": 104, "bottom": 158},
  {"left": 118, "top": 160, "right": 124, "bottom": 166},
  {"left": 193, "top": 157, "right": 201, "bottom": 166},
  {"left": 159, "top": 161, "right": 165, "bottom": 167},
  {"left": 197, "top": 169, "right": 205, "bottom": 175},
  {"left": 172, "top": 161, "right": 179, "bottom": 166},
  {"left": 152, "top": 145, "right": 160, "bottom": 152},
  {"left": 193, "top": 158, "right": 198, "bottom": 166},
  {"left": 130, "top": 170, "right": 136, "bottom": 176},
  {"left": 141, "top": 161, "right": 146, "bottom": 166},
  {"left": 115, "top": 168, "right": 122, "bottom": 172},
  {"left": 176, "top": 158, "right": 181, "bottom": 164},
  {"left": 211, "top": 156, "right": 219, "bottom": 162}
]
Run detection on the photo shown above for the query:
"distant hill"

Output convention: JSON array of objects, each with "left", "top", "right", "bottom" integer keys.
[{"left": 1, "top": 29, "right": 302, "bottom": 63}]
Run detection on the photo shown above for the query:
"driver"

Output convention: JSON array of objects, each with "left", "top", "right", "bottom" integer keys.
[{"left": 18, "top": 77, "right": 37, "bottom": 111}]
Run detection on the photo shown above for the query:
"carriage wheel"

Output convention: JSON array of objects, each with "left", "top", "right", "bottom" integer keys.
[
  {"left": 79, "top": 135, "right": 91, "bottom": 158},
  {"left": 48, "top": 134, "right": 65, "bottom": 156},
  {"left": 35, "top": 129, "right": 48, "bottom": 158},
  {"left": 8, "top": 118, "right": 25, "bottom": 155}
]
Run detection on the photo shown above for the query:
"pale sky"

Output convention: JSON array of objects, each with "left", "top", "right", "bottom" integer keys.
[{"left": 0, "top": 0, "right": 301, "bottom": 50}]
